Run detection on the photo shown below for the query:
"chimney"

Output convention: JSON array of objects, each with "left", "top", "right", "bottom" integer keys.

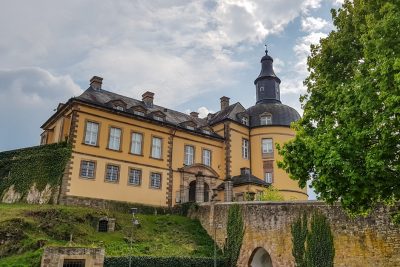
[
  {"left": 90, "top": 76, "right": 103, "bottom": 90},
  {"left": 142, "top": 91, "right": 154, "bottom": 107},
  {"left": 190, "top": 112, "right": 199, "bottom": 118},
  {"left": 220, "top": 96, "right": 230, "bottom": 110}
]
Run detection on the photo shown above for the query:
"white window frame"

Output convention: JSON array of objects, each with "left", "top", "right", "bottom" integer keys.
[
  {"left": 186, "top": 125, "right": 195, "bottom": 130},
  {"left": 242, "top": 139, "right": 249, "bottom": 159},
  {"left": 154, "top": 116, "right": 164, "bottom": 122},
  {"left": 260, "top": 115, "right": 272, "bottom": 125},
  {"left": 80, "top": 160, "right": 95, "bottom": 179},
  {"left": 114, "top": 106, "right": 124, "bottom": 111},
  {"left": 184, "top": 145, "right": 195, "bottom": 165},
  {"left": 265, "top": 172, "right": 273, "bottom": 184},
  {"left": 241, "top": 117, "right": 249, "bottom": 126},
  {"left": 150, "top": 172, "right": 161, "bottom": 189},
  {"left": 128, "top": 168, "right": 141, "bottom": 185},
  {"left": 84, "top": 121, "right": 99, "bottom": 146},
  {"left": 133, "top": 110, "right": 145, "bottom": 116},
  {"left": 202, "top": 149, "right": 211, "bottom": 166},
  {"left": 130, "top": 132, "right": 143, "bottom": 155},
  {"left": 151, "top": 137, "right": 162, "bottom": 159},
  {"left": 108, "top": 127, "right": 121, "bottom": 150},
  {"left": 262, "top": 138, "right": 273, "bottom": 154},
  {"left": 105, "top": 164, "right": 119, "bottom": 182}
]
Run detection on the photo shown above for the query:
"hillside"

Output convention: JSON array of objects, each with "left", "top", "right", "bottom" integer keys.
[{"left": 0, "top": 203, "right": 220, "bottom": 266}]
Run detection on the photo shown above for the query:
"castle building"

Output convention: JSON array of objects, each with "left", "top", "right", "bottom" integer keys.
[{"left": 40, "top": 49, "right": 307, "bottom": 207}]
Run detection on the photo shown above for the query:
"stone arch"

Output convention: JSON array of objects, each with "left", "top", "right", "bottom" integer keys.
[
  {"left": 248, "top": 247, "right": 273, "bottom": 267},
  {"left": 179, "top": 164, "right": 221, "bottom": 203},
  {"left": 181, "top": 163, "right": 219, "bottom": 178}
]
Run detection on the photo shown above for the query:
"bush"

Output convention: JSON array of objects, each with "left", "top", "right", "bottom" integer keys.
[{"left": 104, "top": 256, "right": 225, "bottom": 267}]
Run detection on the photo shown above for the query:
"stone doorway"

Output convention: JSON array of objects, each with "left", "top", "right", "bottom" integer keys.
[
  {"left": 188, "top": 181, "right": 211, "bottom": 203},
  {"left": 248, "top": 247, "right": 273, "bottom": 267}
]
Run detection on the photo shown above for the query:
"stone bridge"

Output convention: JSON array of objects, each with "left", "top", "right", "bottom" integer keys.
[{"left": 190, "top": 201, "right": 400, "bottom": 267}]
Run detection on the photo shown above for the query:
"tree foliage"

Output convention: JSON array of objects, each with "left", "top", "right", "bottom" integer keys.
[
  {"left": 255, "top": 186, "right": 284, "bottom": 201},
  {"left": 278, "top": 0, "right": 400, "bottom": 214},
  {"left": 305, "top": 213, "right": 335, "bottom": 267},
  {"left": 224, "top": 204, "right": 244, "bottom": 267},
  {"left": 291, "top": 213, "right": 307, "bottom": 267},
  {"left": 291, "top": 212, "right": 335, "bottom": 267}
]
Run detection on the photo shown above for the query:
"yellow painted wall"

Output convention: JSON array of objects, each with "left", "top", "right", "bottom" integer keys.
[
  {"left": 229, "top": 122, "right": 250, "bottom": 176},
  {"left": 66, "top": 104, "right": 225, "bottom": 206},
  {"left": 250, "top": 126, "right": 307, "bottom": 200},
  {"left": 69, "top": 152, "right": 169, "bottom": 206}
]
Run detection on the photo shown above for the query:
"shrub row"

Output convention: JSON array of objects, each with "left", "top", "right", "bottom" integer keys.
[{"left": 104, "top": 256, "right": 225, "bottom": 267}]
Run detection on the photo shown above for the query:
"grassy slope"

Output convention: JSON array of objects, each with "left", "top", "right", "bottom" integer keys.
[{"left": 0, "top": 204, "right": 219, "bottom": 267}]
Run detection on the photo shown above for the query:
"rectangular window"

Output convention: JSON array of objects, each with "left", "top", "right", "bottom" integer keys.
[
  {"left": 203, "top": 149, "right": 211, "bottom": 166},
  {"left": 108, "top": 127, "right": 121, "bottom": 150},
  {"left": 133, "top": 110, "right": 145, "bottom": 116},
  {"left": 261, "top": 115, "right": 272, "bottom": 125},
  {"left": 262, "top": 138, "right": 273, "bottom": 154},
  {"left": 80, "top": 160, "right": 96, "bottom": 179},
  {"left": 130, "top": 132, "right": 143, "bottom": 155},
  {"left": 242, "top": 117, "right": 249, "bottom": 126},
  {"left": 242, "top": 139, "right": 249, "bottom": 159},
  {"left": 154, "top": 116, "right": 164, "bottom": 121},
  {"left": 150, "top": 172, "right": 161, "bottom": 189},
  {"left": 105, "top": 164, "right": 119, "bottom": 182},
  {"left": 151, "top": 137, "right": 162, "bottom": 159},
  {"left": 184, "top": 145, "right": 195, "bottom": 165},
  {"left": 265, "top": 172, "right": 273, "bottom": 184},
  {"left": 84, "top": 121, "right": 99, "bottom": 146},
  {"left": 128, "top": 168, "right": 141, "bottom": 185}
]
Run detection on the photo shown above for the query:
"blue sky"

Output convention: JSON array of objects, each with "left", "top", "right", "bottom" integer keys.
[{"left": 0, "top": 0, "right": 344, "bottom": 198}]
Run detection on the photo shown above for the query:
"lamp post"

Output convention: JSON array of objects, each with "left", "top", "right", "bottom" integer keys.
[
  {"left": 211, "top": 188, "right": 221, "bottom": 267},
  {"left": 129, "top": 208, "right": 139, "bottom": 267}
]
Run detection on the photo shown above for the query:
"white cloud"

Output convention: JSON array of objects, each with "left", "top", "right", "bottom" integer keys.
[
  {"left": 301, "top": 17, "right": 329, "bottom": 32},
  {"left": 0, "top": 68, "right": 81, "bottom": 150},
  {"left": 197, "top": 107, "right": 214, "bottom": 118}
]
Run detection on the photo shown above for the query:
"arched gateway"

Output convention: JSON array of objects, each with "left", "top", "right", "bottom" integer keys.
[
  {"left": 179, "top": 164, "right": 221, "bottom": 203},
  {"left": 248, "top": 247, "right": 273, "bottom": 267}
]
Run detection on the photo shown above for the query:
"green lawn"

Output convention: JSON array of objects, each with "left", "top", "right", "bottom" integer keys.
[{"left": 0, "top": 203, "right": 219, "bottom": 266}]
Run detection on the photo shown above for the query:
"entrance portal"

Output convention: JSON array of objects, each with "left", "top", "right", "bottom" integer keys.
[
  {"left": 187, "top": 181, "right": 211, "bottom": 203},
  {"left": 249, "top": 247, "right": 273, "bottom": 267}
]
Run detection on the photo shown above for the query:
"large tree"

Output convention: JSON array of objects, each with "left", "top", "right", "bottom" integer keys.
[{"left": 278, "top": 0, "right": 400, "bottom": 214}]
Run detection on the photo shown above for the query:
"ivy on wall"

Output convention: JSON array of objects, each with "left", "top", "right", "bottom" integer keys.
[
  {"left": 224, "top": 204, "right": 244, "bottom": 267},
  {"left": 0, "top": 142, "right": 72, "bottom": 199},
  {"left": 291, "top": 212, "right": 335, "bottom": 267}
]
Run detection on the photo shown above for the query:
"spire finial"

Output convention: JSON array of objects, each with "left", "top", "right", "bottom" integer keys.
[{"left": 265, "top": 44, "right": 268, "bottom": 54}]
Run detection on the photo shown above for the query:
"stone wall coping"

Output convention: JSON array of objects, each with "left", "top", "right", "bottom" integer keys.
[{"left": 201, "top": 200, "right": 341, "bottom": 206}]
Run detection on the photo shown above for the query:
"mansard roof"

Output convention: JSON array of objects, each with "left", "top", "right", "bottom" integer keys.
[{"left": 67, "top": 87, "right": 224, "bottom": 139}]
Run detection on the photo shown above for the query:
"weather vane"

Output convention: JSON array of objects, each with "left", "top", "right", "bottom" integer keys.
[{"left": 265, "top": 44, "right": 268, "bottom": 54}]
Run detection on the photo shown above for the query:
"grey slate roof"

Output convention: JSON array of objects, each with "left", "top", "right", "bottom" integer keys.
[
  {"left": 74, "top": 87, "right": 223, "bottom": 139},
  {"left": 217, "top": 173, "right": 270, "bottom": 189},
  {"left": 207, "top": 102, "right": 246, "bottom": 125},
  {"left": 246, "top": 103, "right": 301, "bottom": 127}
]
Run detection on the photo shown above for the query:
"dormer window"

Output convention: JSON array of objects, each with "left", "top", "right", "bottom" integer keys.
[
  {"left": 240, "top": 167, "right": 251, "bottom": 175},
  {"left": 260, "top": 114, "right": 272, "bottom": 125},
  {"left": 202, "top": 129, "right": 211, "bottom": 135},
  {"left": 186, "top": 126, "right": 195, "bottom": 130},
  {"left": 114, "top": 106, "right": 124, "bottom": 111},
  {"left": 241, "top": 117, "right": 249, "bottom": 126},
  {"left": 133, "top": 110, "right": 145, "bottom": 116},
  {"left": 154, "top": 116, "right": 164, "bottom": 122}
]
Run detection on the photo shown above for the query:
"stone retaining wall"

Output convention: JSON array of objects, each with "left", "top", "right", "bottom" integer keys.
[{"left": 190, "top": 201, "right": 400, "bottom": 267}]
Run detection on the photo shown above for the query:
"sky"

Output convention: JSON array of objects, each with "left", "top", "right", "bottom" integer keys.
[{"left": 0, "top": 0, "right": 344, "bottom": 198}]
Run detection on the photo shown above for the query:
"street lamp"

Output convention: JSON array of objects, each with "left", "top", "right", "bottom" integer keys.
[
  {"left": 211, "top": 188, "right": 221, "bottom": 267},
  {"left": 129, "top": 208, "right": 140, "bottom": 267}
]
